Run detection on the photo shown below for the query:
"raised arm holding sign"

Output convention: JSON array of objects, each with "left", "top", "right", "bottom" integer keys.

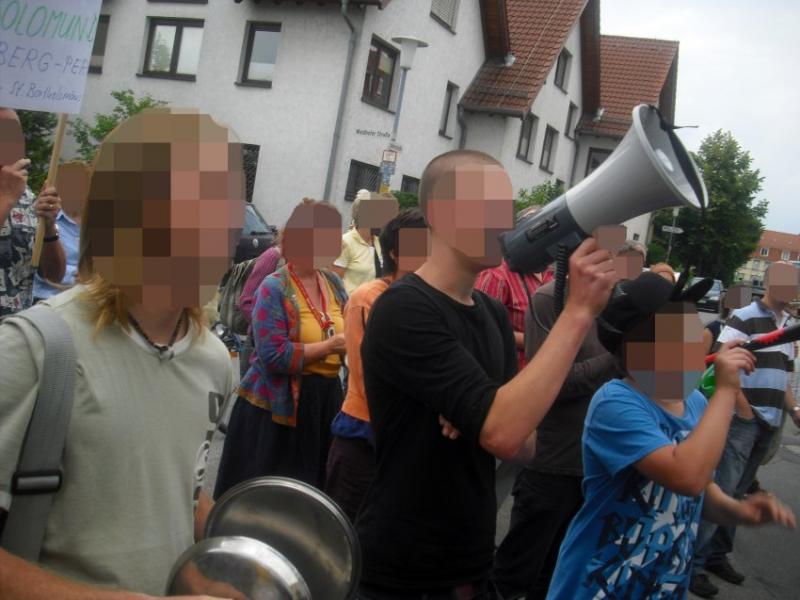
[{"left": 0, "top": 0, "right": 101, "bottom": 311}]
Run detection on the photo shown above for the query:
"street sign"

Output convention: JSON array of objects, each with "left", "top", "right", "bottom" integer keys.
[
  {"left": 382, "top": 149, "right": 398, "bottom": 163},
  {"left": 662, "top": 225, "right": 684, "bottom": 234}
]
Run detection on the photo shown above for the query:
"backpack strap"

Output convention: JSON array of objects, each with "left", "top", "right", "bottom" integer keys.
[{"left": 0, "top": 305, "right": 76, "bottom": 561}]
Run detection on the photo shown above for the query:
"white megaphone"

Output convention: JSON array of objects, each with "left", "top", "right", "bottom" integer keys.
[{"left": 500, "top": 104, "right": 707, "bottom": 273}]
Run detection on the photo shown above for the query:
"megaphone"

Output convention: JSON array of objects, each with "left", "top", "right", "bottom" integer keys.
[{"left": 500, "top": 104, "right": 707, "bottom": 273}]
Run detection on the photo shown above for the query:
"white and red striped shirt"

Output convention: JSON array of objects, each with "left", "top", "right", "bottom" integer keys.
[{"left": 475, "top": 260, "right": 553, "bottom": 369}]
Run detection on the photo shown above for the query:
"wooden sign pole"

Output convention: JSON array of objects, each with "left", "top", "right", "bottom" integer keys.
[{"left": 31, "top": 113, "right": 68, "bottom": 269}]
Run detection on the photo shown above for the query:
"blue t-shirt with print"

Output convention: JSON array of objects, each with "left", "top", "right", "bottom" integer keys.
[{"left": 546, "top": 379, "right": 707, "bottom": 600}]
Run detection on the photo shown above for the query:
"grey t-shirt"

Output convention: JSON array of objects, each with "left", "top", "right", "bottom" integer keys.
[{"left": 0, "top": 285, "right": 234, "bottom": 594}]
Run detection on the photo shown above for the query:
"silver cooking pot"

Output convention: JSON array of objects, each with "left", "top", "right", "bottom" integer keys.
[
  {"left": 205, "top": 477, "right": 362, "bottom": 600},
  {"left": 166, "top": 535, "right": 311, "bottom": 599}
]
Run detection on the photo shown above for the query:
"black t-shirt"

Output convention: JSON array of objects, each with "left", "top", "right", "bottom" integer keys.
[{"left": 356, "top": 274, "right": 517, "bottom": 590}]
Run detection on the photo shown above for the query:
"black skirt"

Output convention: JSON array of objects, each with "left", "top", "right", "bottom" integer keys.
[{"left": 213, "top": 374, "right": 343, "bottom": 499}]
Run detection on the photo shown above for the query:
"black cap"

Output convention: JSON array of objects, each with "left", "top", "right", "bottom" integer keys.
[{"left": 597, "top": 271, "right": 714, "bottom": 353}]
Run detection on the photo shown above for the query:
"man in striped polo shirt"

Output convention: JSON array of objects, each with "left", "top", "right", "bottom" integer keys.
[{"left": 691, "top": 262, "right": 800, "bottom": 598}]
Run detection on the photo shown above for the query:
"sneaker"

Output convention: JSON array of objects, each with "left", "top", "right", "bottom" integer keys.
[
  {"left": 689, "top": 574, "right": 719, "bottom": 598},
  {"left": 707, "top": 558, "right": 746, "bottom": 585}
]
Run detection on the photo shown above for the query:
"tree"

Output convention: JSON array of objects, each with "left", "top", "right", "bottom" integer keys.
[
  {"left": 647, "top": 130, "right": 767, "bottom": 285},
  {"left": 18, "top": 110, "right": 58, "bottom": 193},
  {"left": 390, "top": 190, "right": 419, "bottom": 210},
  {"left": 515, "top": 181, "right": 563, "bottom": 215},
  {"left": 69, "top": 89, "right": 167, "bottom": 162}
]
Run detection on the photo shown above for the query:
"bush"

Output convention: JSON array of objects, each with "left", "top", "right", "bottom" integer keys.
[
  {"left": 515, "top": 181, "right": 563, "bottom": 215},
  {"left": 69, "top": 89, "right": 166, "bottom": 162},
  {"left": 18, "top": 110, "right": 58, "bottom": 193}
]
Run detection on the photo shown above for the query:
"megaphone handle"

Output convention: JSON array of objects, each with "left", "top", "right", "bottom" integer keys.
[{"left": 553, "top": 243, "right": 569, "bottom": 317}]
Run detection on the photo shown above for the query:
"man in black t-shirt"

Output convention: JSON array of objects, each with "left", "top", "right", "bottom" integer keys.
[{"left": 357, "top": 150, "right": 617, "bottom": 599}]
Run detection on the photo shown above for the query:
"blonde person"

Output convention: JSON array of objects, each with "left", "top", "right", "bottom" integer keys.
[
  {"left": 650, "top": 261, "right": 677, "bottom": 284},
  {"left": 332, "top": 190, "right": 397, "bottom": 294},
  {"left": 0, "top": 108, "right": 244, "bottom": 599},
  {"left": 214, "top": 199, "right": 348, "bottom": 496}
]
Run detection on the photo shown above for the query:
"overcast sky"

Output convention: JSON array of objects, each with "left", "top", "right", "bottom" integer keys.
[{"left": 601, "top": 0, "right": 800, "bottom": 234}]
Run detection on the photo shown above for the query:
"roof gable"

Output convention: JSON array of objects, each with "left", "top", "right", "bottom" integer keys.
[
  {"left": 579, "top": 35, "right": 679, "bottom": 137},
  {"left": 462, "top": 0, "right": 588, "bottom": 116}
]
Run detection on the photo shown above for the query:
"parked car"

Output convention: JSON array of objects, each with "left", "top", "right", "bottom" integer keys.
[
  {"left": 234, "top": 203, "right": 278, "bottom": 263},
  {"left": 692, "top": 277, "right": 724, "bottom": 313}
]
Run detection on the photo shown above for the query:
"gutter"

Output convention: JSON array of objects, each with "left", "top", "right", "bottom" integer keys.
[{"left": 323, "top": 0, "right": 360, "bottom": 201}]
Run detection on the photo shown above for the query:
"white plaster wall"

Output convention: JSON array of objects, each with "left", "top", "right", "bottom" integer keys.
[
  {"left": 74, "top": 1, "right": 488, "bottom": 229},
  {"left": 463, "top": 21, "right": 584, "bottom": 200},
  {"left": 330, "top": 0, "right": 487, "bottom": 224},
  {"left": 74, "top": 1, "right": 359, "bottom": 228}
]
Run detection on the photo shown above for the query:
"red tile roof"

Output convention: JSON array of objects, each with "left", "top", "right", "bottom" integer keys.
[
  {"left": 755, "top": 230, "right": 800, "bottom": 255},
  {"left": 462, "top": 0, "right": 587, "bottom": 116},
  {"left": 579, "top": 35, "right": 678, "bottom": 137}
]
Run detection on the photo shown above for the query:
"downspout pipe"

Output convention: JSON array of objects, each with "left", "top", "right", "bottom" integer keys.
[
  {"left": 457, "top": 104, "right": 468, "bottom": 149},
  {"left": 323, "top": 0, "right": 359, "bottom": 201},
  {"left": 568, "top": 129, "right": 581, "bottom": 188}
]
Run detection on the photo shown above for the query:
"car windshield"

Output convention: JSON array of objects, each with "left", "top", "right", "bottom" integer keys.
[
  {"left": 691, "top": 277, "right": 722, "bottom": 293},
  {"left": 243, "top": 204, "right": 268, "bottom": 234}
]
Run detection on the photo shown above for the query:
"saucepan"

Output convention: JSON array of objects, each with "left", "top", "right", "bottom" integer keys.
[
  {"left": 204, "top": 476, "right": 362, "bottom": 600},
  {"left": 166, "top": 535, "right": 311, "bottom": 599}
]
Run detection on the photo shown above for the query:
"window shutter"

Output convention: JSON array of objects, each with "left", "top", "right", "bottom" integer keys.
[{"left": 431, "top": 0, "right": 458, "bottom": 28}]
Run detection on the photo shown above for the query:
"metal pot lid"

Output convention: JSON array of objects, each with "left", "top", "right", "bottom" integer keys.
[
  {"left": 206, "top": 477, "right": 361, "bottom": 600},
  {"left": 166, "top": 535, "right": 311, "bottom": 599}
]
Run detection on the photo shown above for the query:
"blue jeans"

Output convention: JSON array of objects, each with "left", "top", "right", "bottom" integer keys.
[{"left": 692, "top": 415, "right": 778, "bottom": 575}]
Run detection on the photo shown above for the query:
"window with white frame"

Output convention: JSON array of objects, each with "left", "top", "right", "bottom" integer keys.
[
  {"left": 431, "top": 0, "right": 459, "bottom": 30},
  {"left": 540, "top": 126, "right": 558, "bottom": 172},
  {"left": 439, "top": 82, "right": 458, "bottom": 137},
  {"left": 516, "top": 113, "right": 538, "bottom": 162},
  {"left": 554, "top": 48, "right": 571, "bottom": 91},
  {"left": 760, "top": 247, "right": 769, "bottom": 256},
  {"left": 782, "top": 250, "right": 791, "bottom": 260}
]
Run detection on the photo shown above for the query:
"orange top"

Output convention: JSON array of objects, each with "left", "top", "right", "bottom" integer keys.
[{"left": 341, "top": 278, "right": 391, "bottom": 422}]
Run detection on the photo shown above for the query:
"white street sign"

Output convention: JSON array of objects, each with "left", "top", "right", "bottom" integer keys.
[{"left": 662, "top": 225, "right": 684, "bottom": 234}]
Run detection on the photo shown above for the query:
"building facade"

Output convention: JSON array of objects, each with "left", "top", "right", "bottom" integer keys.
[
  {"left": 74, "top": 0, "right": 681, "bottom": 235},
  {"left": 736, "top": 229, "right": 800, "bottom": 286}
]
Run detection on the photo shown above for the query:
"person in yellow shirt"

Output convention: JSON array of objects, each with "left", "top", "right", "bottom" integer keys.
[{"left": 332, "top": 190, "right": 398, "bottom": 294}]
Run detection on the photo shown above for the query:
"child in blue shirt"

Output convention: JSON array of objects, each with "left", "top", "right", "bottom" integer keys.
[{"left": 547, "top": 272, "right": 795, "bottom": 600}]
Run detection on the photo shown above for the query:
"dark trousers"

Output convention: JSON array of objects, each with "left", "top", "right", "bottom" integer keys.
[
  {"left": 693, "top": 415, "right": 778, "bottom": 574},
  {"left": 325, "top": 435, "right": 376, "bottom": 524},
  {"left": 492, "top": 470, "right": 584, "bottom": 600}
]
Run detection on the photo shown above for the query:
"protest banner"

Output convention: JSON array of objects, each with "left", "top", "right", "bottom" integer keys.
[{"left": 0, "top": 0, "right": 102, "bottom": 265}]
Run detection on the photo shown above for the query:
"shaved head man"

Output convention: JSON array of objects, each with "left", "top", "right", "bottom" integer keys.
[{"left": 356, "top": 150, "right": 618, "bottom": 597}]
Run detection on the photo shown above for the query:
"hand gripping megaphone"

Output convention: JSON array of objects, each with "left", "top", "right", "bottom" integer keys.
[{"left": 500, "top": 105, "right": 708, "bottom": 273}]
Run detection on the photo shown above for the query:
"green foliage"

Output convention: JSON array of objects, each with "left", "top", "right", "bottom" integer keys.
[
  {"left": 18, "top": 110, "right": 58, "bottom": 193},
  {"left": 515, "top": 181, "right": 563, "bottom": 215},
  {"left": 645, "top": 239, "right": 667, "bottom": 266},
  {"left": 647, "top": 130, "right": 767, "bottom": 285},
  {"left": 390, "top": 190, "right": 419, "bottom": 210},
  {"left": 69, "top": 89, "right": 167, "bottom": 162}
]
